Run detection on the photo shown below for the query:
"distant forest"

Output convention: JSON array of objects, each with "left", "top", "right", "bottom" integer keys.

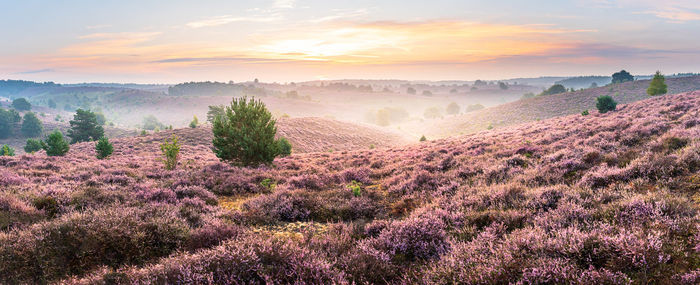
[
  {"left": 0, "top": 80, "right": 59, "bottom": 97},
  {"left": 167, "top": 81, "right": 267, "bottom": 97}
]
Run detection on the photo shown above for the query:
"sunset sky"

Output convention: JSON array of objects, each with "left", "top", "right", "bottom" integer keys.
[{"left": 2, "top": 0, "right": 700, "bottom": 83}]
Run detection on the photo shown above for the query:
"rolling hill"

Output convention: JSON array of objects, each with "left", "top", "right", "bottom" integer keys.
[
  {"left": 0, "top": 90, "right": 698, "bottom": 283},
  {"left": 424, "top": 75, "right": 700, "bottom": 138}
]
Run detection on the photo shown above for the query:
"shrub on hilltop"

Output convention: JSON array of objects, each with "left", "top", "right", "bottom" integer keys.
[
  {"left": 596, "top": 95, "right": 617, "bottom": 113},
  {"left": 160, "top": 135, "right": 180, "bottom": 170},
  {"left": 446, "top": 102, "right": 460, "bottom": 115},
  {"left": 67, "top": 109, "right": 104, "bottom": 143},
  {"left": 540, "top": 84, "right": 567, "bottom": 96},
  {"left": 612, "top": 69, "right": 634, "bottom": 83},
  {"left": 42, "top": 130, "right": 69, "bottom": 156},
  {"left": 212, "top": 96, "right": 287, "bottom": 167},
  {"left": 647, "top": 71, "right": 668, "bottom": 96}
]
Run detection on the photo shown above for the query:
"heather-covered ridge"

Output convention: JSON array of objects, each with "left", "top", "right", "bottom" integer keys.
[
  {"left": 426, "top": 75, "right": 700, "bottom": 138},
  {"left": 1, "top": 91, "right": 699, "bottom": 284}
]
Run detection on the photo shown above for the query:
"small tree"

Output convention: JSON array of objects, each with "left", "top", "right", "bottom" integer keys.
[
  {"left": 11, "top": 98, "right": 31, "bottom": 111},
  {"left": 0, "top": 144, "right": 14, "bottom": 156},
  {"left": 48, "top": 99, "right": 57, "bottom": 109},
  {"left": 160, "top": 135, "right": 180, "bottom": 170},
  {"left": 498, "top": 82, "right": 508, "bottom": 90},
  {"left": 95, "top": 137, "right": 114, "bottom": 159},
  {"left": 419, "top": 135, "right": 427, "bottom": 142},
  {"left": 189, "top": 115, "right": 199, "bottom": 128},
  {"left": 142, "top": 115, "right": 163, "bottom": 130},
  {"left": 21, "top": 112, "right": 43, "bottom": 137},
  {"left": 581, "top": 110, "right": 590, "bottom": 116},
  {"left": 596, "top": 95, "right": 617, "bottom": 113},
  {"left": 24, "top": 138, "right": 43, "bottom": 153},
  {"left": 67, "top": 109, "right": 104, "bottom": 143},
  {"left": 277, "top": 137, "right": 292, "bottom": 157},
  {"left": 612, "top": 70, "right": 634, "bottom": 84},
  {"left": 647, "top": 71, "right": 667, "bottom": 96},
  {"left": 446, "top": 102, "right": 460, "bottom": 115},
  {"left": 406, "top": 87, "right": 416, "bottom": 94},
  {"left": 212, "top": 96, "right": 285, "bottom": 167},
  {"left": 42, "top": 130, "right": 70, "bottom": 156}
]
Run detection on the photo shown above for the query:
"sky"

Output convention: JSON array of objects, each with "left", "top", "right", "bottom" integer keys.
[{"left": 1, "top": 0, "right": 700, "bottom": 83}]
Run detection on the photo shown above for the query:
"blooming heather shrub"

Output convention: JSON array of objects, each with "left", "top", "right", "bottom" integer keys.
[
  {"left": 0, "top": 206, "right": 190, "bottom": 283},
  {"left": 178, "top": 197, "right": 216, "bottom": 227},
  {"left": 359, "top": 213, "right": 449, "bottom": 263},
  {"left": 0, "top": 193, "right": 44, "bottom": 230},
  {"left": 174, "top": 185, "right": 218, "bottom": 206},
  {"left": 0, "top": 171, "right": 28, "bottom": 186},
  {"left": 76, "top": 235, "right": 346, "bottom": 284},
  {"left": 243, "top": 189, "right": 314, "bottom": 223},
  {"left": 185, "top": 218, "right": 244, "bottom": 251}
]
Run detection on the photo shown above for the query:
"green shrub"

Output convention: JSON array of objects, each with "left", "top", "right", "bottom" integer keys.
[
  {"left": 160, "top": 135, "right": 180, "bottom": 170},
  {"left": 189, "top": 115, "right": 199, "bottom": 128},
  {"left": 67, "top": 109, "right": 104, "bottom": 143},
  {"left": 142, "top": 115, "right": 164, "bottom": 130},
  {"left": 596, "top": 95, "right": 617, "bottom": 113},
  {"left": 212, "top": 96, "right": 287, "bottom": 167},
  {"left": 277, "top": 137, "right": 292, "bottom": 157},
  {"left": 21, "top": 112, "right": 43, "bottom": 137},
  {"left": 0, "top": 145, "right": 14, "bottom": 156},
  {"left": 95, "top": 137, "right": 114, "bottom": 159},
  {"left": 42, "top": 130, "right": 70, "bottom": 156},
  {"left": 647, "top": 71, "right": 667, "bottom": 96},
  {"left": 612, "top": 69, "right": 633, "bottom": 83},
  {"left": 24, "top": 139, "right": 43, "bottom": 153},
  {"left": 581, "top": 110, "right": 590, "bottom": 116},
  {"left": 347, "top": 180, "right": 362, "bottom": 197},
  {"left": 420, "top": 135, "right": 427, "bottom": 142},
  {"left": 11, "top": 98, "right": 31, "bottom": 111}
]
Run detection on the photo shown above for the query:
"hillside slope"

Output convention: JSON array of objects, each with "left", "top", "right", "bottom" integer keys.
[
  {"left": 0, "top": 91, "right": 698, "bottom": 284},
  {"left": 426, "top": 75, "right": 700, "bottom": 138}
]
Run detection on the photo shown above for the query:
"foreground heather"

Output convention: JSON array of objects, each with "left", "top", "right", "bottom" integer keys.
[{"left": 1, "top": 91, "right": 699, "bottom": 284}]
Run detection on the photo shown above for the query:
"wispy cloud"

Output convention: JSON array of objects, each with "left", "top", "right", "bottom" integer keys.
[
  {"left": 15, "top": 68, "right": 54, "bottom": 74},
  {"left": 186, "top": 15, "right": 281, "bottom": 28},
  {"left": 272, "top": 0, "right": 295, "bottom": 9},
  {"left": 601, "top": 0, "right": 700, "bottom": 22}
]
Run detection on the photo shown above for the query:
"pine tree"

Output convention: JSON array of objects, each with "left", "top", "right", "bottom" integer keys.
[
  {"left": 95, "top": 137, "right": 114, "bottom": 159},
  {"left": 67, "top": 109, "right": 104, "bottom": 143},
  {"left": 42, "top": 130, "right": 70, "bottom": 156},
  {"left": 0, "top": 144, "right": 14, "bottom": 156},
  {"left": 647, "top": 71, "right": 668, "bottom": 96},
  {"left": 24, "top": 138, "right": 43, "bottom": 153},
  {"left": 212, "top": 96, "right": 284, "bottom": 166}
]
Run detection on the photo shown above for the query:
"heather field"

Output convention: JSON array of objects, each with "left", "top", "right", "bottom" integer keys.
[
  {"left": 425, "top": 75, "right": 700, "bottom": 138},
  {"left": 1, "top": 90, "right": 699, "bottom": 284}
]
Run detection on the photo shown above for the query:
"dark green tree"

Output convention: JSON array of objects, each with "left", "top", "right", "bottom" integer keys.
[
  {"left": 11, "top": 98, "right": 31, "bottom": 111},
  {"left": 541, "top": 84, "right": 567, "bottom": 96},
  {"left": 0, "top": 108, "right": 21, "bottom": 139},
  {"left": 21, "top": 112, "right": 43, "bottom": 137},
  {"left": 42, "top": 130, "right": 70, "bottom": 156},
  {"left": 647, "top": 71, "right": 668, "bottom": 96},
  {"left": 67, "top": 109, "right": 104, "bottom": 143},
  {"left": 24, "top": 138, "right": 43, "bottom": 153},
  {"left": 596, "top": 95, "right": 617, "bottom": 113},
  {"left": 612, "top": 70, "right": 634, "bottom": 84},
  {"left": 212, "top": 96, "right": 285, "bottom": 166},
  {"left": 95, "top": 137, "right": 114, "bottom": 159},
  {"left": 277, "top": 137, "right": 292, "bottom": 157},
  {"left": 498, "top": 82, "right": 509, "bottom": 90}
]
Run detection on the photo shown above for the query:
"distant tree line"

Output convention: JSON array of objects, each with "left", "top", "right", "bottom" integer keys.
[{"left": 168, "top": 81, "right": 267, "bottom": 97}]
